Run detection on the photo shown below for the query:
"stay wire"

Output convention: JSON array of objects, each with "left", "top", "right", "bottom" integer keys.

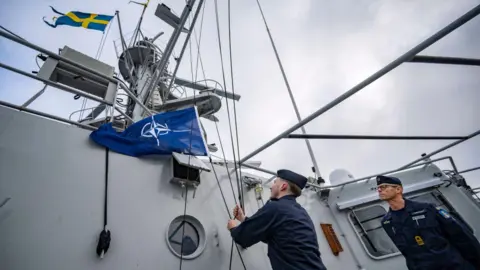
[
  {"left": 179, "top": 92, "right": 197, "bottom": 270},
  {"left": 179, "top": 7, "right": 201, "bottom": 267},
  {"left": 193, "top": 0, "right": 208, "bottom": 82},
  {"left": 178, "top": 183, "right": 189, "bottom": 269},
  {"left": 227, "top": 0, "right": 244, "bottom": 210},
  {"left": 97, "top": 17, "right": 114, "bottom": 59},
  {"left": 208, "top": 157, "right": 247, "bottom": 270},
  {"left": 179, "top": 86, "right": 197, "bottom": 270},
  {"left": 194, "top": 0, "right": 238, "bottom": 206},
  {"left": 79, "top": 17, "right": 115, "bottom": 121},
  {"left": 213, "top": 1, "right": 247, "bottom": 269},
  {"left": 214, "top": 122, "right": 238, "bottom": 205},
  {"left": 213, "top": 0, "right": 242, "bottom": 209},
  {"left": 191, "top": 2, "right": 244, "bottom": 269}
]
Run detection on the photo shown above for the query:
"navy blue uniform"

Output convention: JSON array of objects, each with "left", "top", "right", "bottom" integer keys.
[
  {"left": 382, "top": 199, "right": 480, "bottom": 270},
  {"left": 230, "top": 195, "right": 327, "bottom": 270}
]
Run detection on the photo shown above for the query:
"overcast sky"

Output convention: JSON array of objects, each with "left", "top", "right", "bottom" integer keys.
[{"left": 1, "top": 0, "right": 479, "bottom": 186}]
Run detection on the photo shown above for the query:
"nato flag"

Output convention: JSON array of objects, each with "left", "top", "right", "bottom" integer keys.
[{"left": 90, "top": 107, "right": 209, "bottom": 157}]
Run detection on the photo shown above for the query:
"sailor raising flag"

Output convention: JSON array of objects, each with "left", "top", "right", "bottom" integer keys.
[{"left": 43, "top": 6, "right": 114, "bottom": 32}]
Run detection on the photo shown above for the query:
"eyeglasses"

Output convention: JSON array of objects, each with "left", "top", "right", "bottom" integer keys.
[{"left": 377, "top": 184, "right": 400, "bottom": 191}]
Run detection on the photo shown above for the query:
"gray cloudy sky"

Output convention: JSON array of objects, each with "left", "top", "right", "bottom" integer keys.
[{"left": 1, "top": 0, "right": 479, "bottom": 186}]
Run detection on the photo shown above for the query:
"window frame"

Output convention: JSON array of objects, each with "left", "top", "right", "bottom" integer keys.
[
  {"left": 347, "top": 204, "right": 400, "bottom": 260},
  {"left": 165, "top": 215, "right": 207, "bottom": 260},
  {"left": 347, "top": 189, "right": 467, "bottom": 260}
]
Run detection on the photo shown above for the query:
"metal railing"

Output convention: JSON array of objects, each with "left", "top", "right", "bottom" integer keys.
[
  {"left": 1, "top": 5, "right": 479, "bottom": 183},
  {"left": 0, "top": 28, "right": 154, "bottom": 131},
  {"left": 233, "top": 4, "right": 480, "bottom": 177},
  {"left": 69, "top": 105, "right": 109, "bottom": 122}
]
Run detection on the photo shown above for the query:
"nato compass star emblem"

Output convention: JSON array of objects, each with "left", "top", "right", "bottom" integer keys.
[{"left": 140, "top": 116, "right": 190, "bottom": 146}]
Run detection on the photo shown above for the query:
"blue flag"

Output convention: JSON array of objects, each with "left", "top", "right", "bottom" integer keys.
[
  {"left": 90, "top": 107, "right": 209, "bottom": 157},
  {"left": 43, "top": 6, "right": 114, "bottom": 32}
]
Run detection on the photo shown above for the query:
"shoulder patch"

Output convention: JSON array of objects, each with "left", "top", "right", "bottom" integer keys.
[
  {"left": 437, "top": 208, "right": 451, "bottom": 219},
  {"left": 381, "top": 212, "right": 392, "bottom": 224}
]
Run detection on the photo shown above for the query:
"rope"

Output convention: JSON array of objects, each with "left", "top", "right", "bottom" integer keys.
[
  {"left": 178, "top": 94, "right": 197, "bottom": 270},
  {"left": 179, "top": 12, "right": 199, "bottom": 266},
  {"left": 97, "top": 18, "right": 114, "bottom": 59},
  {"left": 213, "top": 1, "right": 247, "bottom": 269},
  {"left": 191, "top": 0, "right": 239, "bottom": 209},
  {"left": 208, "top": 157, "right": 247, "bottom": 270},
  {"left": 178, "top": 183, "right": 189, "bottom": 269},
  {"left": 96, "top": 149, "right": 111, "bottom": 258},
  {"left": 193, "top": 0, "right": 208, "bottom": 82},
  {"left": 227, "top": 0, "right": 244, "bottom": 209},
  {"left": 178, "top": 104, "right": 196, "bottom": 270},
  {"left": 213, "top": 0, "right": 242, "bottom": 208},
  {"left": 196, "top": 11, "right": 242, "bottom": 265},
  {"left": 188, "top": 17, "right": 195, "bottom": 85},
  {"left": 192, "top": 15, "right": 245, "bottom": 268},
  {"left": 215, "top": 123, "right": 238, "bottom": 205},
  {"left": 79, "top": 16, "right": 115, "bottom": 121}
]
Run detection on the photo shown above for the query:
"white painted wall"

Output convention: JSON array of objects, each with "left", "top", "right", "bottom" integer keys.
[{"left": 0, "top": 105, "right": 270, "bottom": 270}]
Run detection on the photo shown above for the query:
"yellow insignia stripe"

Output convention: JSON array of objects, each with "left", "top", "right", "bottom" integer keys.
[{"left": 65, "top": 12, "right": 109, "bottom": 28}]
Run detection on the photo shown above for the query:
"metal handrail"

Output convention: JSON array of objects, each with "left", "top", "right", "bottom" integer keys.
[
  {"left": 0, "top": 30, "right": 118, "bottom": 85},
  {"left": 318, "top": 156, "right": 458, "bottom": 190},
  {"left": 238, "top": 4, "right": 480, "bottom": 165},
  {"left": 0, "top": 100, "right": 97, "bottom": 131},
  {"left": 242, "top": 156, "right": 459, "bottom": 191},
  {"left": 0, "top": 61, "right": 113, "bottom": 105},
  {"left": 458, "top": 166, "right": 480, "bottom": 175},
  {"left": 0, "top": 29, "right": 153, "bottom": 117},
  {"left": 398, "top": 129, "right": 480, "bottom": 170},
  {"left": 69, "top": 105, "right": 107, "bottom": 121}
]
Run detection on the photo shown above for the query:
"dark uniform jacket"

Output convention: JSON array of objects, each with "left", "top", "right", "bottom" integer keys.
[
  {"left": 230, "top": 195, "right": 327, "bottom": 270},
  {"left": 382, "top": 199, "right": 480, "bottom": 270}
]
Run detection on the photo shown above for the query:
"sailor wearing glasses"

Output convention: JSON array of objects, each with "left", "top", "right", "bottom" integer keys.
[{"left": 378, "top": 175, "right": 480, "bottom": 270}]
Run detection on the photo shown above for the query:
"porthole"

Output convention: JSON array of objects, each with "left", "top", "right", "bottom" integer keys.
[{"left": 166, "top": 215, "right": 206, "bottom": 259}]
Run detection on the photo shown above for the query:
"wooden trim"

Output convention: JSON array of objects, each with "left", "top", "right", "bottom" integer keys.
[{"left": 320, "top": 223, "right": 343, "bottom": 256}]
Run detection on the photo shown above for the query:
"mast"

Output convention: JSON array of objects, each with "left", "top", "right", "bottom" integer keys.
[{"left": 116, "top": 0, "right": 200, "bottom": 122}]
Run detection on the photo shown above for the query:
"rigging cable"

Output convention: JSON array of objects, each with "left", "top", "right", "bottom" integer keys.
[
  {"left": 79, "top": 15, "right": 115, "bottom": 121},
  {"left": 191, "top": 0, "right": 240, "bottom": 211},
  {"left": 182, "top": 1, "right": 246, "bottom": 268},
  {"left": 193, "top": 0, "right": 208, "bottom": 82},
  {"left": 178, "top": 179, "right": 189, "bottom": 270},
  {"left": 213, "top": 0, "right": 242, "bottom": 209},
  {"left": 208, "top": 157, "right": 247, "bottom": 270},
  {"left": 179, "top": 92, "right": 197, "bottom": 270},
  {"left": 191, "top": 2, "right": 243, "bottom": 267},
  {"left": 214, "top": 120, "right": 240, "bottom": 205},
  {"left": 179, "top": 4, "right": 202, "bottom": 268},
  {"left": 227, "top": 0, "right": 244, "bottom": 210},
  {"left": 192, "top": 3, "right": 245, "bottom": 267},
  {"left": 213, "top": 1, "right": 247, "bottom": 269},
  {"left": 253, "top": 0, "right": 321, "bottom": 177}
]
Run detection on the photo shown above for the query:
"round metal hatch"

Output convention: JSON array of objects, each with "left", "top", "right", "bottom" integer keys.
[{"left": 166, "top": 215, "right": 206, "bottom": 259}]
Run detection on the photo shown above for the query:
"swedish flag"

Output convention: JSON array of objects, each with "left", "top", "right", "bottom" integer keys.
[{"left": 43, "top": 6, "right": 114, "bottom": 32}]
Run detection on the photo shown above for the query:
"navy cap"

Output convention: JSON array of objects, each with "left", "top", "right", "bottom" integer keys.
[
  {"left": 277, "top": 169, "right": 308, "bottom": 190},
  {"left": 376, "top": 175, "right": 402, "bottom": 186}
]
